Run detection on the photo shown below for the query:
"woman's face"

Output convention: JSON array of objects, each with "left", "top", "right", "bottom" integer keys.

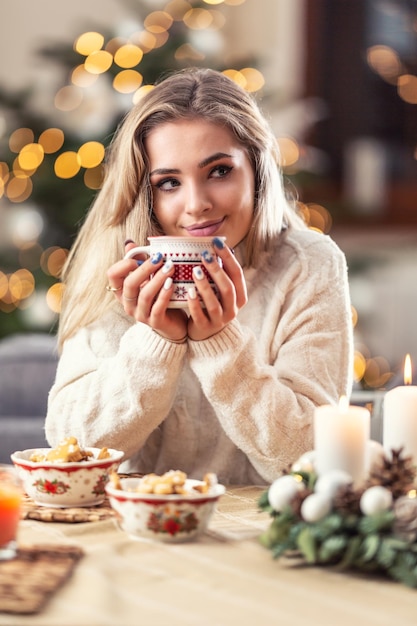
[{"left": 145, "top": 118, "right": 255, "bottom": 248}]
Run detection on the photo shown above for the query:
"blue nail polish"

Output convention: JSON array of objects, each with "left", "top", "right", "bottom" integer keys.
[
  {"left": 193, "top": 266, "right": 205, "bottom": 280},
  {"left": 201, "top": 250, "right": 213, "bottom": 263},
  {"left": 162, "top": 259, "right": 174, "bottom": 274},
  {"left": 213, "top": 237, "right": 225, "bottom": 249},
  {"left": 151, "top": 252, "right": 163, "bottom": 264},
  {"left": 136, "top": 260, "right": 144, "bottom": 266}
]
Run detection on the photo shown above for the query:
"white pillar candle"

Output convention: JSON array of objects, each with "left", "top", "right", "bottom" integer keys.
[
  {"left": 383, "top": 355, "right": 417, "bottom": 464},
  {"left": 314, "top": 397, "right": 370, "bottom": 485}
]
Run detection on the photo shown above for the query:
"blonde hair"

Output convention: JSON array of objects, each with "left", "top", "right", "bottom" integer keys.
[{"left": 57, "top": 67, "right": 304, "bottom": 349}]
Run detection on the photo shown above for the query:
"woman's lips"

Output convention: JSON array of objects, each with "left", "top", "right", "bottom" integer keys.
[{"left": 185, "top": 219, "right": 224, "bottom": 237}]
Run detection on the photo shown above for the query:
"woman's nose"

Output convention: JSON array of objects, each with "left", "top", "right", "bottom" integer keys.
[{"left": 184, "top": 182, "right": 212, "bottom": 214}]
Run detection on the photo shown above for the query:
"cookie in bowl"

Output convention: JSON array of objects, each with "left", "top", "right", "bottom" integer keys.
[
  {"left": 11, "top": 437, "right": 124, "bottom": 508},
  {"left": 106, "top": 470, "right": 225, "bottom": 542}
]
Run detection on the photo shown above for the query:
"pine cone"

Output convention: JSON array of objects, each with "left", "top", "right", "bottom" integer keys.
[
  {"left": 393, "top": 496, "right": 417, "bottom": 542},
  {"left": 366, "top": 448, "right": 416, "bottom": 499},
  {"left": 290, "top": 487, "right": 313, "bottom": 518},
  {"left": 333, "top": 484, "right": 365, "bottom": 515}
]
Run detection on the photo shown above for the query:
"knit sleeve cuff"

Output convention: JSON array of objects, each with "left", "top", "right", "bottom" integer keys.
[
  {"left": 188, "top": 319, "right": 244, "bottom": 358},
  {"left": 121, "top": 322, "right": 188, "bottom": 364}
]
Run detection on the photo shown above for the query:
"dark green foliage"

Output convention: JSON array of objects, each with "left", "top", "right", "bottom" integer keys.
[{"left": 259, "top": 468, "right": 417, "bottom": 589}]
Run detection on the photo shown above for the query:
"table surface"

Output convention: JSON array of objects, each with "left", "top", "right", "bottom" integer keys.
[{"left": 1, "top": 485, "right": 417, "bottom": 626}]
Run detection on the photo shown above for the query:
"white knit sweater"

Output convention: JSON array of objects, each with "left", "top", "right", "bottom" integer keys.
[{"left": 46, "top": 228, "right": 353, "bottom": 485}]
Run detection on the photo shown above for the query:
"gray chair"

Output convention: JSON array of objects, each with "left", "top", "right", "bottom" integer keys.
[{"left": 0, "top": 332, "right": 58, "bottom": 463}]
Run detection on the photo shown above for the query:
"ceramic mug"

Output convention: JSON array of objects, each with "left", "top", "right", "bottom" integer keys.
[{"left": 123, "top": 236, "right": 226, "bottom": 308}]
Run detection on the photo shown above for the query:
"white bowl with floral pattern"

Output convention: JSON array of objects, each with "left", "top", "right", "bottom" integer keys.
[
  {"left": 105, "top": 477, "right": 225, "bottom": 542},
  {"left": 11, "top": 448, "right": 124, "bottom": 508}
]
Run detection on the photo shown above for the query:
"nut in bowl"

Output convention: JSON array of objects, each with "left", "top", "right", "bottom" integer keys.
[
  {"left": 11, "top": 438, "right": 124, "bottom": 508},
  {"left": 105, "top": 470, "right": 225, "bottom": 543}
]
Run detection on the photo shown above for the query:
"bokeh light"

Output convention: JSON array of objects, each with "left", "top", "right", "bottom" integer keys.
[
  {"left": 9, "top": 206, "right": 44, "bottom": 243},
  {"left": 9, "top": 128, "right": 34, "bottom": 153},
  {"left": 6, "top": 176, "right": 33, "bottom": 203},
  {"left": 74, "top": 31, "right": 104, "bottom": 56},
  {"left": 144, "top": 11, "right": 173, "bottom": 33},
  {"left": 84, "top": 165, "right": 105, "bottom": 189},
  {"left": 40, "top": 247, "right": 69, "bottom": 277},
  {"left": 362, "top": 356, "right": 392, "bottom": 389},
  {"left": 132, "top": 84, "right": 155, "bottom": 104},
  {"left": 77, "top": 141, "right": 105, "bottom": 168},
  {"left": 54, "top": 85, "right": 83, "bottom": 111},
  {"left": 397, "top": 74, "right": 417, "bottom": 105},
  {"left": 113, "top": 70, "right": 143, "bottom": 93},
  {"left": 114, "top": 44, "right": 143, "bottom": 68},
  {"left": 165, "top": 0, "right": 192, "bottom": 20},
  {"left": 38, "top": 128, "right": 65, "bottom": 154},
  {"left": 131, "top": 31, "right": 157, "bottom": 53},
  {"left": 54, "top": 152, "right": 81, "bottom": 178},
  {"left": 367, "top": 45, "right": 402, "bottom": 85},
  {"left": 277, "top": 136, "right": 300, "bottom": 168},
  {"left": 183, "top": 8, "right": 214, "bottom": 29},
  {"left": 239, "top": 67, "right": 264, "bottom": 92},
  {"left": 353, "top": 350, "right": 366, "bottom": 383},
  {"left": 71, "top": 64, "right": 99, "bottom": 88},
  {"left": 46, "top": 283, "right": 65, "bottom": 314},
  {"left": 84, "top": 50, "right": 113, "bottom": 75},
  {"left": 18, "top": 143, "right": 44, "bottom": 170}
]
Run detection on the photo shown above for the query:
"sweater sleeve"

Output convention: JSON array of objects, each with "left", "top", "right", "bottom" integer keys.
[
  {"left": 187, "top": 233, "right": 353, "bottom": 482},
  {"left": 45, "top": 311, "right": 187, "bottom": 457}
]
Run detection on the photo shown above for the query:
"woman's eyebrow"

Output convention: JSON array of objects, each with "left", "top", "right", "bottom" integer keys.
[
  {"left": 149, "top": 152, "right": 232, "bottom": 177},
  {"left": 149, "top": 167, "right": 180, "bottom": 177},
  {"left": 198, "top": 152, "right": 232, "bottom": 168}
]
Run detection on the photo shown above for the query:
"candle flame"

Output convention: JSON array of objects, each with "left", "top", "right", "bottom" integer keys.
[
  {"left": 338, "top": 395, "right": 349, "bottom": 412},
  {"left": 404, "top": 353, "right": 413, "bottom": 385}
]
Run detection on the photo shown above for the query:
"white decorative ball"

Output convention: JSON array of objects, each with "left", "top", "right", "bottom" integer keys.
[
  {"left": 315, "top": 469, "right": 353, "bottom": 499},
  {"left": 292, "top": 450, "right": 316, "bottom": 473},
  {"left": 360, "top": 486, "right": 393, "bottom": 516},
  {"left": 268, "top": 475, "right": 303, "bottom": 512},
  {"left": 366, "top": 440, "right": 385, "bottom": 473},
  {"left": 300, "top": 492, "right": 332, "bottom": 523}
]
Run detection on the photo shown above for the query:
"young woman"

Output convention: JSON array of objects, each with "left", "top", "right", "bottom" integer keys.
[{"left": 45, "top": 67, "right": 353, "bottom": 485}]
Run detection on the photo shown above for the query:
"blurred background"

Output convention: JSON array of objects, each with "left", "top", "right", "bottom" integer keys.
[{"left": 0, "top": 0, "right": 416, "bottom": 392}]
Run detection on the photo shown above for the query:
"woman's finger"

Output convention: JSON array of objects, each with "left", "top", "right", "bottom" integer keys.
[{"left": 212, "top": 241, "right": 248, "bottom": 308}]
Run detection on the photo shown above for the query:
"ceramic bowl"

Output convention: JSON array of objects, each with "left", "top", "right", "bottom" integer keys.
[
  {"left": 105, "top": 476, "right": 225, "bottom": 542},
  {"left": 11, "top": 447, "right": 124, "bottom": 508}
]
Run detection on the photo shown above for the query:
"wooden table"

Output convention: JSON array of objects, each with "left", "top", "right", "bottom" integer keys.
[{"left": 1, "top": 486, "right": 416, "bottom": 626}]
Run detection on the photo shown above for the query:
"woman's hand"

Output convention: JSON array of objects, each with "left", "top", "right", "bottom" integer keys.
[
  {"left": 186, "top": 239, "right": 247, "bottom": 341},
  {"left": 106, "top": 242, "right": 188, "bottom": 342}
]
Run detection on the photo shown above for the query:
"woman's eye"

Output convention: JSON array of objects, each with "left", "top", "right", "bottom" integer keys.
[
  {"left": 155, "top": 178, "right": 180, "bottom": 191},
  {"left": 211, "top": 164, "right": 232, "bottom": 178}
]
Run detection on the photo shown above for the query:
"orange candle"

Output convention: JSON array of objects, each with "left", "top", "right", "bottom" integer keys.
[{"left": 0, "top": 466, "right": 22, "bottom": 559}]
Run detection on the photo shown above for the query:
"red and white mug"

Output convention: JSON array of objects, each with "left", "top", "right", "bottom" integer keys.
[{"left": 124, "top": 236, "right": 226, "bottom": 308}]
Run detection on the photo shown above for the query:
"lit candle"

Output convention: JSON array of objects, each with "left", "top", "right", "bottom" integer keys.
[
  {"left": 383, "top": 354, "right": 417, "bottom": 464},
  {"left": 314, "top": 396, "right": 371, "bottom": 485}
]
